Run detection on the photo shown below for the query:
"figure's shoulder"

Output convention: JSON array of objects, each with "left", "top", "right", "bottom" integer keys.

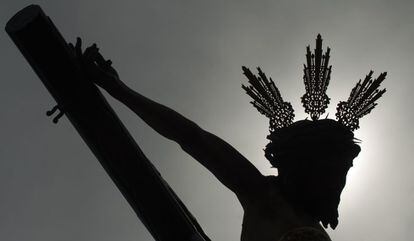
[
  {"left": 264, "top": 175, "right": 280, "bottom": 185},
  {"left": 263, "top": 175, "right": 283, "bottom": 197},
  {"left": 278, "top": 227, "right": 332, "bottom": 241},
  {"left": 238, "top": 175, "right": 283, "bottom": 209},
  {"left": 244, "top": 174, "right": 280, "bottom": 195}
]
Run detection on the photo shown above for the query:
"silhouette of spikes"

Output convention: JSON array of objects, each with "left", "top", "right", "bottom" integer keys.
[
  {"left": 242, "top": 34, "right": 387, "bottom": 133},
  {"left": 336, "top": 71, "right": 387, "bottom": 130},
  {"left": 242, "top": 66, "right": 294, "bottom": 130},
  {"left": 301, "top": 34, "right": 332, "bottom": 120}
]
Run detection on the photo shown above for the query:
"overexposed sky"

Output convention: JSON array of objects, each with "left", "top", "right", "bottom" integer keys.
[{"left": 1, "top": 1, "right": 413, "bottom": 240}]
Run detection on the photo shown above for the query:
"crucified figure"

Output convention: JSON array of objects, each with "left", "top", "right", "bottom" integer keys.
[
  {"left": 70, "top": 37, "right": 362, "bottom": 241},
  {"left": 6, "top": 4, "right": 386, "bottom": 240}
]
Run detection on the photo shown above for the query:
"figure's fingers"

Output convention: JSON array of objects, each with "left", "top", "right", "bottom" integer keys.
[
  {"left": 97, "top": 58, "right": 112, "bottom": 70},
  {"left": 81, "top": 45, "right": 118, "bottom": 79},
  {"left": 94, "top": 56, "right": 114, "bottom": 73},
  {"left": 102, "top": 60, "right": 114, "bottom": 72},
  {"left": 68, "top": 43, "right": 78, "bottom": 60},
  {"left": 86, "top": 44, "right": 99, "bottom": 57},
  {"left": 68, "top": 43, "right": 75, "bottom": 51},
  {"left": 94, "top": 51, "right": 108, "bottom": 67},
  {"left": 75, "top": 37, "right": 82, "bottom": 57},
  {"left": 83, "top": 44, "right": 100, "bottom": 62}
]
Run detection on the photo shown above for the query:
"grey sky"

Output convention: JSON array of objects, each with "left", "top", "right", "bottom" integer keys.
[{"left": 1, "top": 0, "right": 413, "bottom": 240}]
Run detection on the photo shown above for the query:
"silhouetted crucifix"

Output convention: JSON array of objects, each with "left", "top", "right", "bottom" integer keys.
[{"left": 7, "top": 4, "right": 385, "bottom": 241}]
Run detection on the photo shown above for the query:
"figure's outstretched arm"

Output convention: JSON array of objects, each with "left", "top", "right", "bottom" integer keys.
[
  {"left": 73, "top": 39, "right": 265, "bottom": 198},
  {"left": 118, "top": 84, "right": 264, "bottom": 197}
]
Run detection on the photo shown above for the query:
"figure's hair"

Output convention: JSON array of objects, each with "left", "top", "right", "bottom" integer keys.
[
  {"left": 265, "top": 119, "right": 360, "bottom": 169},
  {"left": 265, "top": 119, "right": 361, "bottom": 229}
]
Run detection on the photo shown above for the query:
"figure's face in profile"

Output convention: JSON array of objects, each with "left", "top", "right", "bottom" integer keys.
[
  {"left": 293, "top": 150, "right": 358, "bottom": 228},
  {"left": 279, "top": 147, "right": 359, "bottom": 228},
  {"left": 281, "top": 148, "right": 357, "bottom": 196},
  {"left": 309, "top": 154, "right": 354, "bottom": 196}
]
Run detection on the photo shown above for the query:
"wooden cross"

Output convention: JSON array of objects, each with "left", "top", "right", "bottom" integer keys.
[{"left": 6, "top": 5, "right": 210, "bottom": 241}]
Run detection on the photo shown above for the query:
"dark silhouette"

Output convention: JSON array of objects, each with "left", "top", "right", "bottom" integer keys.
[
  {"left": 7, "top": 5, "right": 387, "bottom": 241},
  {"left": 73, "top": 34, "right": 383, "bottom": 240},
  {"left": 6, "top": 5, "right": 210, "bottom": 241},
  {"left": 74, "top": 31, "right": 386, "bottom": 240}
]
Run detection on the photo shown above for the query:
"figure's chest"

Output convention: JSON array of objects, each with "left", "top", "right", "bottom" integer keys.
[{"left": 240, "top": 190, "right": 296, "bottom": 241}]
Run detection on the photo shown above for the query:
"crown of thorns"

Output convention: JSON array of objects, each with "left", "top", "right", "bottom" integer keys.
[{"left": 242, "top": 34, "right": 387, "bottom": 132}]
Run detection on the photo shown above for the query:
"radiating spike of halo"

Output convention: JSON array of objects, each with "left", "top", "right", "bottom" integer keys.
[
  {"left": 352, "top": 71, "right": 374, "bottom": 107},
  {"left": 257, "top": 67, "right": 278, "bottom": 104},
  {"left": 355, "top": 103, "right": 376, "bottom": 118},
  {"left": 242, "top": 66, "right": 294, "bottom": 130},
  {"left": 301, "top": 34, "right": 332, "bottom": 121},
  {"left": 361, "top": 72, "right": 386, "bottom": 101},
  {"left": 252, "top": 101, "right": 273, "bottom": 117},
  {"left": 336, "top": 72, "right": 387, "bottom": 130},
  {"left": 348, "top": 79, "right": 362, "bottom": 104},
  {"left": 258, "top": 68, "right": 285, "bottom": 108},
  {"left": 242, "top": 85, "right": 264, "bottom": 105}
]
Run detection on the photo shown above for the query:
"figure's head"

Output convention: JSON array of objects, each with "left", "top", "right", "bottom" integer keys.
[
  {"left": 242, "top": 34, "right": 386, "bottom": 229},
  {"left": 265, "top": 119, "right": 361, "bottom": 229}
]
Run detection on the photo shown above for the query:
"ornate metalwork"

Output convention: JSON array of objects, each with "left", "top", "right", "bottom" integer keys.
[
  {"left": 242, "top": 66, "right": 294, "bottom": 131},
  {"left": 242, "top": 34, "right": 386, "bottom": 133},
  {"left": 336, "top": 71, "right": 387, "bottom": 131},
  {"left": 301, "top": 34, "right": 332, "bottom": 120}
]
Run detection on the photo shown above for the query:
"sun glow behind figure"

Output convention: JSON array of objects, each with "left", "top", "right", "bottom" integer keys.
[{"left": 2, "top": 1, "right": 412, "bottom": 240}]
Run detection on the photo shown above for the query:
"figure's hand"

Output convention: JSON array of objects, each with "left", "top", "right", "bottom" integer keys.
[{"left": 68, "top": 37, "right": 123, "bottom": 92}]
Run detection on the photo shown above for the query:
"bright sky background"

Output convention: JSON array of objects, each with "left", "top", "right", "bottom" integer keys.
[{"left": 1, "top": 1, "right": 413, "bottom": 241}]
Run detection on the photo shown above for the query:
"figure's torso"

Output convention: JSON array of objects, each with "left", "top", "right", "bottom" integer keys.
[{"left": 238, "top": 176, "right": 331, "bottom": 241}]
